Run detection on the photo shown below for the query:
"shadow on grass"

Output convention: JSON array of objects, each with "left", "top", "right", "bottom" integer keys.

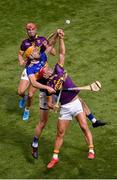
[
  {"left": 0, "top": 124, "right": 34, "bottom": 161},
  {"left": 0, "top": 86, "right": 22, "bottom": 116}
]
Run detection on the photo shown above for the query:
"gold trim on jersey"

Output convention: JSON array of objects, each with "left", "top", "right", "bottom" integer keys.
[
  {"left": 35, "top": 62, "right": 48, "bottom": 80},
  {"left": 57, "top": 62, "right": 64, "bottom": 67}
]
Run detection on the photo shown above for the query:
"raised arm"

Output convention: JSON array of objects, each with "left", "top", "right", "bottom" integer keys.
[
  {"left": 45, "top": 30, "right": 59, "bottom": 54},
  {"left": 46, "top": 29, "right": 64, "bottom": 55},
  {"left": 57, "top": 30, "right": 65, "bottom": 66},
  {"left": 45, "top": 28, "right": 65, "bottom": 55}
]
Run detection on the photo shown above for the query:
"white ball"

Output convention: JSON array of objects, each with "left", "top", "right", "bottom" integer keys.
[{"left": 65, "top": 19, "right": 70, "bottom": 24}]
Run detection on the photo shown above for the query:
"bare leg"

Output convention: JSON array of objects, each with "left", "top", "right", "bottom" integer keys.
[
  {"left": 35, "top": 109, "right": 49, "bottom": 138},
  {"left": 54, "top": 120, "right": 70, "bottom": 151},
  {"left": 47, "top": 119, "right": 70, "bottom": 168},
  {"left": 22, "top": 84, "right": 37, "bottom": 120},
  {"left": 18, "top": 79, "right": 29, "bottom": 97},
  {"left": 18, "top": 79, "right": 30, "bottom": 110},
  {"left": 75, "top": 112, "right": 95, "bottom": 159},
  {"left": 75, "top": 112, "right": 93, "bottom": 146},
  {"left": 78, "top": 97, "right": 91, "bottom": 116},
  {"left": 25, "top": 84, "right": 37, "bottom": 110},
  {"left": 31, "top": 109, "right": 49, "bottom": 159}
]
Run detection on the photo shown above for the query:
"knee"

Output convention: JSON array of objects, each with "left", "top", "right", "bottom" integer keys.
[
  {"left": 80, "top": 123, "right": 88, "bottom": 132},
  {"left": 18, "top": 88, "right": 24, "bottom": 96},
  {"left": 57, "top": 128, "right": 65, "bottom": 139},
  {"left": 37, "top": 121, "right": 46, "bottom": 130}
]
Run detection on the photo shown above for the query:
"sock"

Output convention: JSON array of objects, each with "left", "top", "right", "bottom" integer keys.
[
  {"left": 25, "top": 108, "right": 29, "bottom": 112},
  {"left": 89, "top": 145, "right": 95, "bottom": 154},
  {"left": 87, "top": 113, "right": 96, "bottom": 123},
  {"left": 53, "top": 153, "right": 59, "bottom": 159},
  {"left": 89, "top": 149, "right": 95, "bottom": 154},
  {"left": 32, "top": 136, "right": 39, "bottom": 148},
  {"left": 24, "top": 95, "right": 28, "bottom": 101},
  {"left": 53, "top": 149, "right": 59, "bottom": 159}
]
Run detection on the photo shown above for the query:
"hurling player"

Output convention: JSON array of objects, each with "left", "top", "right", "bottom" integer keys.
[
  {"left": 29, "top": 30, "right": 106, "bottom": 161},
  {"left": 42, "top": 30, "right": 96, "bottom": 168},
  {"left": 18, "top": 23, "right": 56, "bottom": 120}
]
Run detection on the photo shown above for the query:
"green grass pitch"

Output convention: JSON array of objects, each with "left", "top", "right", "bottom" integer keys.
[{"left": 0, "top": 0, "right": 117, "bottom": 178}]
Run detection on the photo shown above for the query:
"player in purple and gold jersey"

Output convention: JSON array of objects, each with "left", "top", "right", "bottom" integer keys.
[
  {"left": 17, "top": 22, "right": 56, "bottom": 121},
  {"left": 30, "top": 30, "right": 106, "bottom": 161},
  {"left": 41, "top": 30, "right": 96, "bottom": 168},
  {"left": 18, "top": 23, "right": 48, "bottom": 96}
]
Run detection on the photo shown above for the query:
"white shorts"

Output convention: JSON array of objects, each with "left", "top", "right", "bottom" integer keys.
[
  {"left": 39, "top": 91, "right": 48, "bottom": 110},
  {"left": 39, "top": 91, "right": 57, "bottom": 110},
  {"left": 20, "top": 68, "right": 29, "bottom": 81},
  {"left": 59, "top": 98, "right": 83, "bottom": 120}
]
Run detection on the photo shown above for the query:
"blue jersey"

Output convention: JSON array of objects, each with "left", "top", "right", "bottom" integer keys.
[{"left": 26, "top": 52, "right": 48, "bottom": 80}]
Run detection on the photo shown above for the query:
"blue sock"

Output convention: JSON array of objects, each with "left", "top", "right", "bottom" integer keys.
[
  {"left": 87, "top": 113, "right": 96, "bottom": 123},
  {"left": 33, "top": 136, "right": 39, "bottom": 143}
]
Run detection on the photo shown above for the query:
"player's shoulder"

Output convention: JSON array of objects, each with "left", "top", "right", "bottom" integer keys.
[
  {"left": 22, "top": 37, "right": 30, "bottom": 43},
  {"left": 36, "top": 35, "right": 47, "bottom": 40},
  {"left": 36, "top": 35, "right": 48, "bottom": 44},
  {"left": 54, "top": 63, "right": 64, "bottom": 75},
  {"left": 55, "top": 63, "right": 64, "bottom": 69},
  {"left": 20, "top": 38, "right": 31, "bottom": 46},
  {"left": 20, "top": 37, "right": 32, "bottom": 51}
]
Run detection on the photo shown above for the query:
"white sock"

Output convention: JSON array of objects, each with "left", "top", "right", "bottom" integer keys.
[
  {"left": 89, "top": 149, "right": 95, "bottom": 154},
  {"left": 32, "top": 142, "right": 38, "bottom": 148},
  {"left": 25, "top": 108, "right": 29, "bottom": 112},
  {"left": 92, "top": 118, "right": 96, "bottom": 123},
  {"left": 53, "top": 153, "right": 59, "bottom": 159}
]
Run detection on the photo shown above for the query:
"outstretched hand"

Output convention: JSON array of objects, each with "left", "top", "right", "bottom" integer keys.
[
  {"left": 47, "top": 86, "right": 56, "bottom": 94},
  {"left": 53, "top": 104, "right": 60, "bottom": 112},
  {"left": 57, "top": 29, "right": 64, "bottom": 38}
]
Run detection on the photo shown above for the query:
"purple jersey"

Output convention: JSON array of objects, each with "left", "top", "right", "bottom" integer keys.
[
  {"left": 47, "top": 63, "right": 80, "bottom": 105},
  {"left": 20, "top": 35, "right": 48, "bottom": 52}
]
